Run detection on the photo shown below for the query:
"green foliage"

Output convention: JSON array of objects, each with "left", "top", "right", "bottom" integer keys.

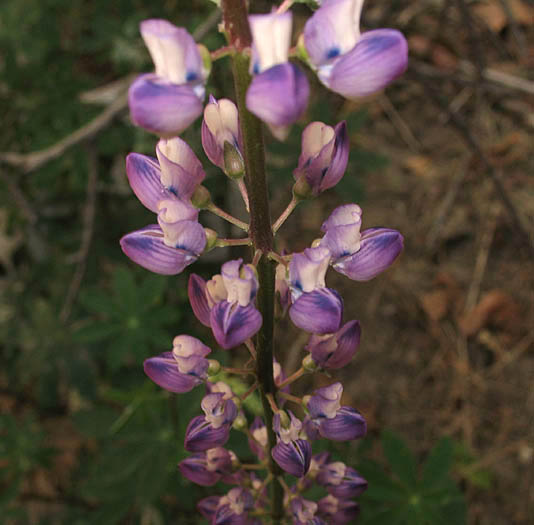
[
  {"left": 75, "top": 267, "right": 182, "bottom": 370},
  {"left": 358, "top": 432, "right": 467, "bottom": 525}
]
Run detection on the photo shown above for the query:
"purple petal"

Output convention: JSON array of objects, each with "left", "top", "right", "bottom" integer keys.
[
  {"left": 120, "top": 225, "right": 200, "bottom": 275},
  {"left": 319, "top": 406, "right": 366, "bottom": 441},
  {"left": 214, "top": 505, "right": 247, "bottom": 525},
  {"left": 210, "top": 301, "right": 262, "bottom": 350},
  {"left": 318, "top": 495, "right": 360, "bottom": 525},
  {"left": 328, "top": 29, "right": 408, "bottom": 99},
  {"left": 143, "top": 352, "right": 201, "bottom": 393},
  {"left": 128, "top": 74, "right": 203, "bottom": 136},
  {"left": 184, "top": 415, "right": 231, "bottom": 452},
  {"left": 246, "top": 63, "right": 309, "bottom": 127},
  {"left": 333, "top": 228, "right": 403, "bottom": 281},
  {"left": 125, "top": 153, "right": 171, "bottom": 213},
  {"left": 179, "top": 455, "right": 221, "bottom": 486},
  {"left": 188, "top": 274, "right": 211, "bottom": 327},
  {"left": 157, "top": 218, "right": 206, "bottom": 254},
  {"left": 308, "top": 320, "right": 361, "bottom": 369},
  {"left": 272, "top": 439, "right": 312, "bottom": 477},
  {"left": 303, "top": 0, "right": 362, "bottom": 68},
  {"left": 289, "top": 288, "right": 343, "bottom": 334},
  {"left": 307, "top": 382, "right": 343, "bottom": 420},
  {"left": 319, "top": 120, "right": 350, "bottom": 192},
  {"left": 330, "top": 468, "right": 368, "bottom": 499},
  {"left": 156, "top": 138, "right": 206, "bottom": 198},
  {"left": 197, "top": 496, "right": 220, "bottom": 519}
]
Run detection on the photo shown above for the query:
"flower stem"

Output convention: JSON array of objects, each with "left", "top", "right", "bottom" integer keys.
[
  {"left": 277, "top": 0, "right": 295, "bottom": 14},
  {"left": 237, "top": 178, "right": 250, "bottom": 212},
  {"left": 207, "top": 202, "right": 249, "bottom": 231},
  {"left": 272, "top": 195, "right": 298, "bottom": 234},
  {"left": 215, "top": 237, "right": 252, "bottom": 247},
  {"left": 277, "top": 391, "right": 303, "bottom": 405},
  {"left": 222, "top": 366, "right": 255, "bottom": 376},
  {"left": 277, "top": 367, "right": 305, "bottom": 389}
]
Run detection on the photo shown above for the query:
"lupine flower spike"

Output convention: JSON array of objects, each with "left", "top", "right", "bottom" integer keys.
[{"left": 120, "top": 1, "right": 408, "bottom": 520}]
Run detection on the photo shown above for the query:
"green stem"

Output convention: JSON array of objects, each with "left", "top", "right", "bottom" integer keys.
[{"left": 221, "top": 0, "right": 284, "bottom": 519}]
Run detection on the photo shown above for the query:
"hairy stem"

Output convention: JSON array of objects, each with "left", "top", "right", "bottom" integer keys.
[{"left": 221, "top": 0, "right": 284, "bottom": 519}]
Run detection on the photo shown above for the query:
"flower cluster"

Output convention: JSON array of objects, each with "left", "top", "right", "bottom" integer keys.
[{"left": 122, "top": 1, "right": 406, "bottom": 523}]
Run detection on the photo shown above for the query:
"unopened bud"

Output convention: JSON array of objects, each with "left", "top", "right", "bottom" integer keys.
[
  {"left": 197, "top": 44, "right": 212, "bottom": 79},
  {"left": 191, "top": 185, "right": 212, "bottom": 209},
  {"left": 278, "top": 410, "right": 291, "bottom": 429},
  {"left": 223, "top": 141, "right": 245, "bottom": 179},
  {"left": 292, "top": 176, "right": 314, "bottom": 201},
  {"left": 232, "top": 396, "right": 242, "bottom": 410},
  {"left": 302, "top": 354, "right": 317, "bottom": 372},
  {"left": 207, "top": 359, "right": 221, "bottom": 376},
  {"left": 310, "top": 238, "right": 322, "bottom": 248},
  {"left": 203, "top": 228, "right": 218, "bottom": 252},
  {"left": 302, "top": 395, "right": 311, "bottom": 408},
  {"left": 232, "top": 414, "right": 247, "bottom": 431}
]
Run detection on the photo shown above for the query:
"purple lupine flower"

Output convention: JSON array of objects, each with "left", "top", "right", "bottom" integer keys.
[
  {"left": 128, "top": 19, "right": 208, "bottom": 136},
  {"left": 120, "top": 144, "right": 207, "bottom": 275},
  {"left": 184, "top": 392, "right": 238, "bottom": 452},
  {"left": 246, "top": 11, "right": 309, "bottom": 139},
  {"left": 288, "top": 247, "right": 343, "bottom": 334},
  {"left": 318, "top": 494, "right": 360, "bottom": 524},
  {"left": 306, "top": 320, "right": 361, "bottom": 369},
  {"left": 320, "top": 204, "right": 403, "bottom": 281},
  {"left": 201, "top": 96, "right": 244, "bottom": 176},
  {"left": 143, "top": 335, "right": 211, "bottom": 393},
  {"left": 291, "top": 497, "right": 327, "bottom": 525},
  {"left": 293, "top": 121, "right": 349, "bottom": 197},
  {"left": 305, "top": 383, "right": 367, "bottom": 441},
  {"left": 297, "top": 451, "right": 332, "bottom": 492},
  {"left": 179, "top": 447, "right": 234, "bottom": 486},
  {"left": 317, "top": 461, "right": 368, "bottom": 499},
  {"left": 188, "top": 259, "right": 263, "bottom": 349},
  {"left": 213, "top": 487, "right": 254, "bottom": 525},
  {"left": 303, "top": 0, "right": 408, "bottom": 99},
  {"left": 272, "top": 411, "right": 312, "bottom": 477}
]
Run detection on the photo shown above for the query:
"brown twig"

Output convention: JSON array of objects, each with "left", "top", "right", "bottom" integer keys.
[
  {"left": 59, "top": 144, "right": 99, "bottom": 323},
  {"left": 411, "top": 69, "right": 533, "bottom": 254}
]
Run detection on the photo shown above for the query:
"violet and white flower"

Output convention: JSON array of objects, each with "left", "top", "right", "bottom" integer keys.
[
  {"left": 317, "top": 461, "right": 368, "bottom": 499},
  {"left": 288, "top": 247, "right": 343, "bottom": 334},
  {"left": 213, "top": 487, "right": 254, "bottom": 525},
  {"left": 129, "top": 19, "right": 208, "bottom": 136},
  {"left": 272, "top": 411, "right": 312, "bottom": 478},
  {"left": 305, "top": 383, "right": 367, "bottom": 441},
  {"left": 317, "top": 494, "right": 360, "bottom": 525},
  {"left": 120, "top": 142, "right": 207, "bottom": 275},
  {"left": 201, "top": 96, "right": 244, "bottom": 176},
  {"left": 306, "top": 320, "right": 361, "bottom": 369},
  {"left": 188, "top": 259, "right": 263, "bottom": 349},
  {"left": 179, "top": 447, "right": 234, "bottom": 486},
  {"left": 184, "top": 392, "right": 238, "bottom": 452},
  {"left": 246, "top": 11, "right": 310, "bottom": 139},
  {"left": 293, "top": 121, "right": 349, "bottom": 197},
  {"left": 248, "top": 416, "right": 268, "bottom": 460},
  {"left": 143, "top": 335, "right": 211, "bottom": 393},
  {"left": 303, "top": 0, "right": 408, "bottom": 99},
  {"left": 320, "top": 204, "right": 403, "bottom": 281},
  {"left": 291, "top": 497, "right": 327, "bottom": 525}
]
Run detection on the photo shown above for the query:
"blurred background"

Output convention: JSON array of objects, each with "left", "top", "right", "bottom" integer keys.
[{"left": 0, "top": 0, "right": 532, "bottom": 523}]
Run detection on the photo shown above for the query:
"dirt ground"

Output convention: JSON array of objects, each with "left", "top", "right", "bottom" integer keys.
[{"left": 281, "top": 2, "right": 534, "bottom": 521}]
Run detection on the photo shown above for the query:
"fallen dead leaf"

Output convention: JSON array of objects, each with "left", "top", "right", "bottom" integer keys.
[
  {"left": 403, "top": 155, "right": 437, "bottom": 178},
  {"left": 459, "top": 289, "right": 522, "bottom": 337},
  {"left": 474, "top": 0, "right": 533, "bottom": 33}
]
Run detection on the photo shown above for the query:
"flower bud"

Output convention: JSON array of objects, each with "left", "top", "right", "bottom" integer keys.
[
  {"left": 302, "top": 354, "right": 317, "bottom": 372},
  {"left": 203, "top": 228, "right": 218, "bottom": 252},
  {"left": 232, "top": 413, "right": 247, "bottom": 431},
  {"left": 223, "top": 141, "right": 245, "bottom": 179},
  {"left": 292, "top": 175, "right": 314, "bottom": 201},
  {"left": 207, "top": 359, "right": 221, "bottom": 376},
  {"left": 191, "top": 185, "right": 212, "bottom": 209}
]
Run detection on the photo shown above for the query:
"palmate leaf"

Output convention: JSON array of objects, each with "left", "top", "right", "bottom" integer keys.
[
  {"left": 421, "top": 437, "right": 453, "bottom": 488},
  {"left": 381, "top": 430, "right": 418, "bottom": 487}
]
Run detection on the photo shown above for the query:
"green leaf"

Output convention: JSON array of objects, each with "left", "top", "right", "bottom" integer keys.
[
  {"left": 73, "top": 407, "right": 119, "bottom": 439},
  {"left": 381, "top": 431, "right": 418, "bottom": 487},
  {"left": 112, "top": 267, "right": 138, "bottom": 313},
  {"left": 421, "top": 437, "right": 453, "bottom": 488},
  {"left": 357, "top": 459, "right": 407, "bottom": 502}
]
